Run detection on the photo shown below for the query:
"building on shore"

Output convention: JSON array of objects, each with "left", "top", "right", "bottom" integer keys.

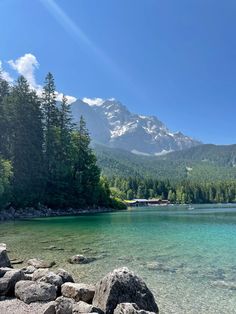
[{"left": 125, "top": 198, "right": 170, "bottom": 207}]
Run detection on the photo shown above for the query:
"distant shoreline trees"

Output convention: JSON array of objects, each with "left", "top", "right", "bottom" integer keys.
[{"left": 0, "top": 72, "right": 122, "bottom": 209}]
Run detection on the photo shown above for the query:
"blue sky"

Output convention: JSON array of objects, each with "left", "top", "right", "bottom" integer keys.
[{"left": 0, "top": 0, "right": 235, "bottom": 144}]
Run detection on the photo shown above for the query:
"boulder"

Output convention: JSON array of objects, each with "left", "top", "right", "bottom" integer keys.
[
  {"left": 39, "top": 272, "right": 63, "bottom": 290},
  {"left": 27, "top": 258, "right": 56, "bottom": 268},
  {"left": 61, "top": 282, "right": 95, "bottom": 303},
  {"left": 15, "top": 280, "right": 57, "bottom": 303},
  {"left": 32, "top": 268, "right": 49, "bottom": 281},
  {"left": 0, "top": 269, "right": 25, "bottom": 296},
  {"left": 0, "top": 247, "right": 11, "bottom": 268},
  {"left": 114, "top": 303, "right": 156, "bottom": 314},
  {"left": 92, "top": 268, "right": 159, "bottom": 314},
  {"left": 73, "top": 301, "right": 104, "bottom": 314},
  {"left": 22, "top": 265, "right": 37, "bottom": 274},
  {"left": 68, "top": 255, "right": 96, "bottom": 264},
  {"left": 43, "top": 301, "right": 56, "bottom": 314},
  {"left": 0, "top": 267, "right": 12, "bottom": 278},
  {"left": 55, "top": 296, "right": 74, "bottom": 314},
  {"left": 56, "top": 268, "right": 74, "bottom": 283}
]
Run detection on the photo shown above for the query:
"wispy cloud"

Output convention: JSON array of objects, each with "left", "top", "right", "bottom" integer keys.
[{"left": 1, "top": 53, "right": 76, "bottom": 104}]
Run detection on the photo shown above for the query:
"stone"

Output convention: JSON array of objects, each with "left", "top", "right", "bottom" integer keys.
[
  {"left": 32, "top": 268, "right": 49, "bottom": 281},
  {"left": 68, "top": 255, "right": 96, "bottom": 264},
  {"left": 61, "top": 282, "right": 95, "bottom": 303},
  {"left": 39, "top": 272, "right": 63, "bottom": 290},
  {"left": 27, "top": 258, "right": 56, "bottom": 268},
  {"left": 92, "top": 268, "right": 159, "bottom": 314},
  {"left": 43, "top": 301, "right": 56, "bottom": 314},
  {"left": 0, "top": 269, "right": 25, "bottom": 296},
  {"left": 0, "top": 247, "right": 11, "bottom": 268},
  {"left": 15, "top": 280, "right": 57, "bottom": 303},
  {"left": 0, "top": 243, "right": 7, "bottom": 250},
  {"left": 0, "top": 267, "right": 12, "bottom": 278},
  {"left": 55, "top": 296, "right": 74, "bottom": 314},
  {"left": 114, "top": 303, "right": 156, "bottom": 314},
  {"left": 10, "top": 259, "right": 24, "bottom": 265},
  {"left": 73, "top": 301, "right": 104, "bottom": 314},
  {"left": 56, "top": 268, "right": 74, "bottom": 283},
  {"left": 22, "top": 265, "right": 37, "bottom": 274}
]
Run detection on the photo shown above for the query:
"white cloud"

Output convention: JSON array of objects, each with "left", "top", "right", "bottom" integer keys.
[
  {"left": 7, "top": 53, "right": 76, "bottom": 104},
  {"left": 0, "top": 61, "right": 14, "bottom": 83},
  {"left": 83, "top": 97, "right": 104, "bottom": 106},
  {"left": 8, "top": 53, "right": 39, "bottom": 88}
]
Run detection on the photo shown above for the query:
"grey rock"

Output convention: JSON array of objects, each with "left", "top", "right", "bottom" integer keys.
[
  {"left": 0, "top": 269, "right": 25, "bottom": 296},
  {"left": 15, "top": 280, "right": 57, "bottom": 303},
  {"left": 73, "top": 301, "right": 104, "bottom": 314},
  {"left": 22, "top": 265, "right": 37, "bottom": 274},
  {"left": 0, "top": 267, "right": 12, "bottom": 278},
  {"left": 114, "top": 303, "right": 156, "bottom": 314},
  {"left": 55, "top": 296, "right": 74, "bottom": 314},
  {"left": 68, "top": 255, "right": 96, "bottom": 264},
  {"left": 61, "top": 282, "right": 95, "bottom": 303},
  {"left": 0, "top": 247, "right": 11, "bottom": 268},
  {"left": 32, "top": 268, "right": 50, "bottom": 281},
  {"left": 93, "top": 267, "right": 158, "bottom": 314},
  {"left": 56, "top": 268, "right": 74, "bottom": 283},
  {"left": 27, "top": 258, "right": 56, "bottom": 268},
  {"left": 39, "top": 272, "right": 63, "bottom": 290},
  {"left": 43, "top": 301, "right": 56, "bottom": 314}
]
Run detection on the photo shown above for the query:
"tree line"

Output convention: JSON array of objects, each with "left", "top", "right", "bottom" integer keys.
[
  {"left": 0, "top": 72, "right": 124, "bottom": 210},
  {"left": 109, "top": 176, "right": 236, "bottom": 204}
]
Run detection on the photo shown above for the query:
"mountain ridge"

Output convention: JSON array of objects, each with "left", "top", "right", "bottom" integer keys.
[{"left": 70, "top": 98, "right": 201, "bottom": 155}]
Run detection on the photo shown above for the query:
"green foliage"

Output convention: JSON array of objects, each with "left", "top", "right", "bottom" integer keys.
[{"left": 0, "top": 73, "right": 112, "bottom": 210}]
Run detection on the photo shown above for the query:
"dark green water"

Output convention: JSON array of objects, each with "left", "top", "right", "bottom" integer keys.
[{"left": 1, "top": 204, "right": 236, "bottom": 313}]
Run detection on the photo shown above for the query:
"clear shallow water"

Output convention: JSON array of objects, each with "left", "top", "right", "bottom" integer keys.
[{"left": 1, "top": 205, "right": 236, "bottom": 313}]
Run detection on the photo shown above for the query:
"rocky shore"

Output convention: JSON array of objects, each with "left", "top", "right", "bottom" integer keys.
[
  {"left": 0, "top": 244, "right": 159, "bottom": 314},
  {"left": 0, "top": 207, "right": 117, "bottom": 222}
]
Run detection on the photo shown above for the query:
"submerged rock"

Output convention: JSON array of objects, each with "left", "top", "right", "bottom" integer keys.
[
  {"left": 61, "top": 282, "right": 95, "bottom": 303},
  {"left": 68, "top": 254, "right": 96, "bottom": 264},
  {"left": 0, "top": 269, "right": 25, "bottom": 296},
  {"left": 93, "top": 267, "right": 159, "bottom": 314},
  {"left": 27, "top": 258, "right": 56, "bottom": 269},
  {"left": 15, "top": 280, "right": 57, "bottom": 303}
]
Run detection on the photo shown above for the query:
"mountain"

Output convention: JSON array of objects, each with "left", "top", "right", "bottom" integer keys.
[
  {"left": 94, "top": 144, "right": 236, "bottom": 182},
  {"left": 71, "top": 98, "right": 201, "bottom": 155}
]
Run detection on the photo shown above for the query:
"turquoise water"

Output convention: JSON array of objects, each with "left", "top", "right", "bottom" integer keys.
[{"left": 1, "top": 205, "right": 236, "bottom": 313}]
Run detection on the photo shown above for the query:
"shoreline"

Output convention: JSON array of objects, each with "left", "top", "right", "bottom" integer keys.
[{"left": 0, "top": 206, "right": 119, "bottom": 222}]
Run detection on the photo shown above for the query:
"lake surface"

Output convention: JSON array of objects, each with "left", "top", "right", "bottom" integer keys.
[{"left": 1, "top": 204, "right": 236, "bottom": 313}]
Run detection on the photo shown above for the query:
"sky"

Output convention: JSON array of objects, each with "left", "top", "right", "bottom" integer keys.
[{"left": 0, "top": 0, "right": 236, "bottom": 144}]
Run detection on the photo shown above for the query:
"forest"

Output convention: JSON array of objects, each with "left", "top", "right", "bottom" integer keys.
[
  {"left": 0, "top": 72, "right": 235, "bottom": 210},
  {"left": 0, "top": 73, "right": 124, "bottom": 210}
]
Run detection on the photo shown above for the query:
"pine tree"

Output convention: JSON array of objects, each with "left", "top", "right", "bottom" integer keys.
[
  {"left": 0, "top": 74, "right": 10, "bottom": 158},
  {"left": 9, "top": 76, "right": 44, "bottom": 206},
  {"left": 71, "top": 116, "right": 101, "bottom": 206}
]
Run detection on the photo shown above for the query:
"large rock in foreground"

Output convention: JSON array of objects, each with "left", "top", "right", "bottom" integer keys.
[
  {"left": 61, "top": 282, "right": 95, "bottom": 302},
  {"left": 15, "top": 280, "right": 57, "bottom": 303},
  {"left": 93, "top": 268, "right": 158, "bottom": 314},
  {"left": 0, "top": 246, "right": 11, "bottom": 268}
]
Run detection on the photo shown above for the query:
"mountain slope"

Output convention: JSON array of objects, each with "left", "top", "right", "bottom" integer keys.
[
  {"left": 71, "top": 98, "right": 201, "bottom": 155},
  {"left": 94, "top": 144, "right": 236, "bottom": 182}
]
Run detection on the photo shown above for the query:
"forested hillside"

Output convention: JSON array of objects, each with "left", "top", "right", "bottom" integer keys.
[
  {"left": 0, "top": 73, "right": 121, "bottom": 210},
  {"left": 95, "top": 144, "right": 236, "bottom": 203}
]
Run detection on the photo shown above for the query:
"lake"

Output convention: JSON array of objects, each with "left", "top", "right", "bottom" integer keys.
[{"left": 1, "top": 204, "right": 236, "bottom": 313}]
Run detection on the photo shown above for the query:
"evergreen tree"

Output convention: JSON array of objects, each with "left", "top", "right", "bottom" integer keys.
[{"left": 9, "top": 76, "right": 44, "bottom": 206}]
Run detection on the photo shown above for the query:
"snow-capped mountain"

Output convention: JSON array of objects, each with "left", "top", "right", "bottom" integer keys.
[{"left": 71, "top": 98, "right": 201, "bottom": 155}]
